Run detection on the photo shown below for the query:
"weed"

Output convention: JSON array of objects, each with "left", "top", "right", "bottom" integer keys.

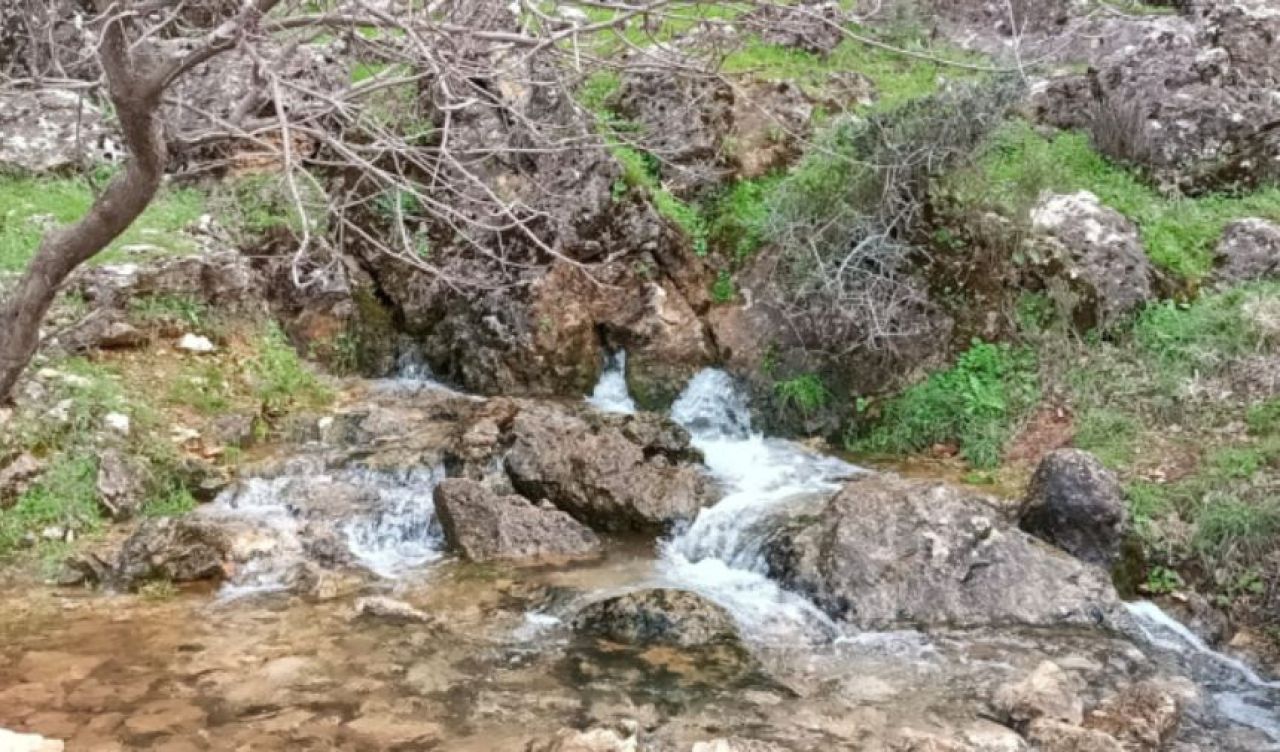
[
  {"left": 707, "top": 176, "right": 779, "bottom": 260},
  {"left": 143, "top": 485, "right": 198, "bottom": 518},
  {"left": 130, "top": 294, "right": 209, "bottom": 329},
  {"left": 851, "top": 341, "right": 1039, "bottom": 468},
  {"left": 0, "top": 453, "right": 102, "bottom": 558},
  {"left": 710, "top": 271, "right": 736, "bottom": 303},
  {"left": 1144, "top": 565, "right": 1183, "bottom": 595},
  {"left": 1073, "top": 408, "right": 1141, "bottom": 469},
  {"left": 774, "top": 373, "right": 830, "bottom": 417},
  {"left": 138, "top": 580, "right": 179, "bottom": 601}
]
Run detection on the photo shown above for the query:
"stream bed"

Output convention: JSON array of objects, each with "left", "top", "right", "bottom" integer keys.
[{"left": 1, "top": 362, "right": 1278, "bottom": 751}]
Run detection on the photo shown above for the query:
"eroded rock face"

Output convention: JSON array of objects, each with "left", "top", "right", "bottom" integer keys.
[
  {"left": 1019, "top": 449, "right": 1129, "bottom": 568},
  {"left": 573, "top": 589, "right": 741, "bottom": 649},
  {"left": 1212, "top": 218, "right": 1280, "bottom": 287},
  {"left": 0, "top": 89, "right": 120, "bottom": 174},
  {"left": 1026, "top": 192, "right": 1157, "bottom": 331},
  {"left": 505, "top": 405, "right": 716, "bottom": 532},
  {"left": 763, "top": 474, "right": 1119, "bottom": 629},
  {"left": 433, "top": 478, "right": 602, "bottom": 563}
]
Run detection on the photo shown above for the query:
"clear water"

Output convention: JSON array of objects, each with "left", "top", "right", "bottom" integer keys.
[{"left": 587, "top": 350, "right": 637, "bottom": 414}]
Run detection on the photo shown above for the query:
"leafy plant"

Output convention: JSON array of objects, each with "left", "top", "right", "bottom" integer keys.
[
  {"left": 774, "top": 373, "right": 830, "bottom": 417},
  {"left": 1144, "top": 565, "right": 1183, "bottom": 595}
]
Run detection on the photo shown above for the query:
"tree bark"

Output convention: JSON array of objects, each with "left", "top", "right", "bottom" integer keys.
[{"left": 0, "top": 11, "right": 166, "bottom": 403}]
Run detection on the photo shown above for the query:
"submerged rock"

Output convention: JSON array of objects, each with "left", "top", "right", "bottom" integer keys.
[
  {"left": 433, "top": 478, "right": 602, "bottom": 563},
  {"left": 353, "top": 596, "right": 433, "bottom": 625},
  {"left": 1019, "top": 449, "right": 1129, "bottom": 568},
  {"left": 763, "top": 474, "right": 1119, "bottom": 629},
  {"left": 573, "top": 589, "right": 741, "bottom": 649},
  {"left": 505, "top": 405, "right": 716, "bottom": 532}
]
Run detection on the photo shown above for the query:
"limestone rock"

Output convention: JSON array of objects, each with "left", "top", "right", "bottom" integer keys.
[
  {"left": 1212, "top": 218, "right": 1280, "bottom": 287},
  {"left": 504, "top": 404, "right": 715, "bottom": 532},
  {"left": 1024, "top": 719, "right": 1123, "bottom": 752},
  {"left": 96, "top": 448, "right": 144, "bottom": 521},
  {"left": 112, "top": 517, "right": 230, "bottom": 590},
  {"left": 0, "top": 89, "right": 120, "bottom": 174},
  {"left": 573, "top": 589, "right": 741, "bottom": 649},
  {"left": 0, "top": 452, "right": 43, "bottom": 510},
  {"left": 1026, "top": 192, "right": 1157, "bottom": 331},
  {"left": 433, "top": 478, "right": 602, "bottom": 563},
  {"left": 993, "top": 662, "right": 1084, "bottom": 727},
  {"left": 763, "top": 474, "right": 1119, "bottom": 629},
  {"left": 1019, "top": 449, "right": 1128, "bottom": 568}
]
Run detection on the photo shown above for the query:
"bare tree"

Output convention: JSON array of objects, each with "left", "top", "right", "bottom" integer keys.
[{"left": 0, "top": 0, "right": 1011, "bottom": 402}]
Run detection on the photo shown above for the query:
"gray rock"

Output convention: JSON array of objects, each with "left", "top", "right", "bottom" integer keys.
[
  {"left": 1019, "top": 449, "right": 1129, "bottom": 568},
  {"left": 1025, "top": 719, "right": 1123, "bottom": 752},
  {"left": 1212, "top": 218, "right": 1280, "bottom": 286},
  {"left": 505, "top": 404, "right": 716, "bottom": 533},
  {"left": 763, "top": 474, "right": 1119, "bottom": 629},
  {"left": 0, "top": 452, "right": 43, "bottom": 510},
  {"left": 0, "top": 89, "right": 120, "bottom": 174},
  {"left": 573, "top": 589, "right": 741, "bottom": 649},
  {"left": 1026, "top": 192, "right": 1157, "bottom": 331},
  {"left": 96, "top": 448, "right": 144, "bottom": 521},
  {"left": 112, "top": 517, "right": 230, "bottom": 590},
  {"left": 432, "top": 478, "right": 602, "bottom": 563},
  {"left": 993, "top": 661, "right": 1084, "bottom": 727},
  {"left": 353, "top": 596, "right": 433, "bottom": 625},
  {"left": 59, "top": 315, "right": 147, "bottom": 352}
]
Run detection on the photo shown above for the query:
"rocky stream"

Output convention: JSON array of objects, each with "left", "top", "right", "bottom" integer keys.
[{"left": 1, "top": 359, "right": 1278, "bottom": 751}]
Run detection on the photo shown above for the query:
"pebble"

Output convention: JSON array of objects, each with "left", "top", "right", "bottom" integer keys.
[{"left": 176, "top": 334, "right": 216, "bottom": 354}]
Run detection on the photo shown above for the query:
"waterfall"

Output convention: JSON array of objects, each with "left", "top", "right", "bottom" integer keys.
[
  {"left": 587, "top": 351, "right": 637, "bottom": 414},
  {"left": 647, "top": 368, "right": 860, "bottom": 643}
]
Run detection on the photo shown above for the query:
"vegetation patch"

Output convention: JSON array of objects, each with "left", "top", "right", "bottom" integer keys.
[{"left": 850, "top": 341, "right": 1039, "bottom": 468}]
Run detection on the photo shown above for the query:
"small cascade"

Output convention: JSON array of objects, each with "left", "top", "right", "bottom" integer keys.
[
  {"left": 1124, "top": 601, "right": 1280, "bottom": 742},
  {"left": 201, "top": 464, "right": 445, "bottom": 594},
  {"left": 661, "top": 369, "right": 859, "bottom": 643},
  {"left": 587, "top": 351, "right": 637, "bottom": 414}
]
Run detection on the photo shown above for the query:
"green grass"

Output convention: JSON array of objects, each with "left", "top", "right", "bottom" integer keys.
[
  {"left": 851, "top": 340, "right": 1039, "bottom": 468},
  {"left": 1072, "top": 408, "right": 1142, "bottom": 469},
  {"left": 250, "top": 322, "right": 333, "bottom": 415},
  {"left": 948, "top": 123, "right": 1280, "bottom": 281},
  {"left": 0, "top": 175, "right": 204, "bottom": 273},
  {"left": 0, "top": 453, "right": 102, "bottom": 558},
  {"left": 707, "top": 175, "right": 780, "bottom": 260}
]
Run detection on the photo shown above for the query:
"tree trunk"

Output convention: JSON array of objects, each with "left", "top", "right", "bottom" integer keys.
[{"left": 0, "top": 10, "right": 167, "bottom": 404}]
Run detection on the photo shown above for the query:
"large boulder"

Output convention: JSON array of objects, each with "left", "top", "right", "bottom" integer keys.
[
  {"left": 504, "top": 405, "right": 716, "bottom": 532},
  {"left": 573, "top": 589, "right": 741, "bottom": 649},
  {"left": 1026, "top": 192, "right": 1158, "bottom": 331},
  {"left": 432, "top": 478, "right": 602, "bottom": 563},
  {"left": 1018, "top": 449, "right": 1129, "bottom": 568},
  {"left": 763, "top": 474, "right": 1119, "bottom": 629},
  {"left": 1211, "top": 218, "right": 1280, "bottom": 287},
  {"left": 1037, "top": 1, "right": 1280, "bottom": 190}
]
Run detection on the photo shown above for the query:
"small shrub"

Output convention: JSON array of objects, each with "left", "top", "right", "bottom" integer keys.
[
  {"left": 851, "top": 340, "right": 1039, "bottom": 468},
  {"left": 774, "top": 373, "right": 830, "bottom": 417}
]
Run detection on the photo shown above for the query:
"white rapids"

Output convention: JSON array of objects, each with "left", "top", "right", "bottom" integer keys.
[{"left": 588, "top": 361, "right": 859, "bottom": 644}]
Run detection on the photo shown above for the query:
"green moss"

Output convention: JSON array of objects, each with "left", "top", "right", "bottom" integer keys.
[
  {"left": 948, "top": 123, "right": 1280, "bottom": 282},
  {"left": 851, "top": 341, "right": 1039, "bottom": 468},
  {"left": 0, "top": 174, "right": 204, "bottom": 272}
]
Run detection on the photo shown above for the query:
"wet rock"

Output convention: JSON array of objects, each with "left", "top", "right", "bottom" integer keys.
[
  {"left": 763, "top": 474, "right": 1119, "bottom": 629},
  {"left": 505, "top": 404, "right": 715, "bottom": 533},
  {"left": 433, "top": 478, "right": 602, "bottom": 563},
  {"left": 1026, "top": 192, "right": 1157, "bottom": 331},
  {"left": 95, "top": 449, "right": 144, "bottom": 521},
  {"left": 1155, "top": 592, "right": 1231, "bottom": 646},
  {"left": 0, "top": 728, "right": 64, "bottom": 752},
  {"left": 122, "top": 698, "right": 208, "bottom": 737},
  {"left": 353, "top": 596, "right": 433, "bottom": 625},
  {"left": 573, "top": 589, "right": 740, "bottom": 649},
  {"left": 341, "top": 714, "right": 442, "bottom": 748},
  {"left": 994, "top": 662, "right": 1084, "bottom": 727},
  {"left": 112, "top": 518, "right": 231, "bottom": 590},
  {"left": 1019, "top": 449, "right": 1128, "bottom": 568},
  {"left": 0, "top": 89, "right": 120, "bottom": 174},
  {"left": 0, "top": 452, "right": 43, "bottom": 509},
  {"left": 1211, "top": 218, "right": 1280, "bottom": 287},
  {"left": 1024, "top": 719, "right": 1123, "bottom": 752},
  {"left": 526, "top": 725, "right": 640, "bottom": 752},
  {"left": 1083, "top": 680, "right": 1184, "bottom": 750}
]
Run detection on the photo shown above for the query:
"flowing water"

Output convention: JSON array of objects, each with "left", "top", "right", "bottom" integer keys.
[{"left": 2, "top": 357, "right": 1279, "bottom": 750}]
